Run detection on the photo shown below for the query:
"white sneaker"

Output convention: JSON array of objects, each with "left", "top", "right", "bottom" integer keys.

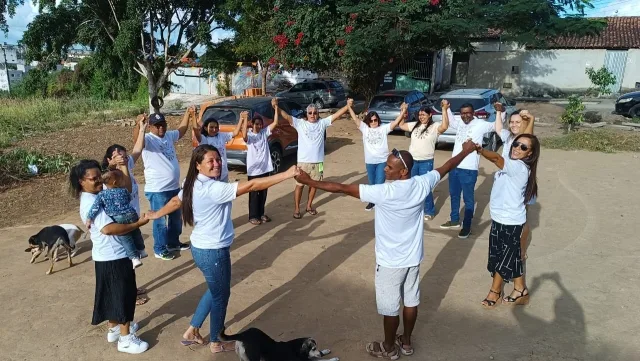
[
  {"left": 139, "top": 250, "right": 148, "bottom": 259},
  {"left": 107, "top": 322, "right": 139, "bottom": 343},
  {"left": 117, "top": 333, "right": 149, "bottom": 354},
  {"left": 132, "top": 258, "right": 142, "bottom": 269}
]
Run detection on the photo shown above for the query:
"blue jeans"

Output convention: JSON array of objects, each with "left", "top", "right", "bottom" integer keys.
[
  {"left": 112, "top": 214, "right": 145, "bottom": 259},
  {"left": 448, "top": 168, "right": 478, "bottom": 229},
  {"left": 190, "top": 246, "right": 231, "bottom": 342},
  {"left": 145, "top": 189, "right": 182, "bottom": 255},
  {"left": 411, "top": 159, "right": 435, "bottom": 217},
  {"left": 365, "top": 162, "right": 386, "bottom": 186}
]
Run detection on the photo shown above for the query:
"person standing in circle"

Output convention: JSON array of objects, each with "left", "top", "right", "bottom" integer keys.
[
  {"left": 348, "top": 102, "right": 407, "bottom": 211},
  {"left": 476, "top": 134, "right": 539, "bottom": 308},
  {"left": 145, "top": 145, "right": 300, "bottom": 354},
  {"left": 397, "top": 100, "right": 450, "bottom": 220}
]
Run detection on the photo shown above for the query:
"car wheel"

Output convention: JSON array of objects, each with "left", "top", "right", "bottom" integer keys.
[
  {"left": 484, "top": 132, "right": 500, "bottom": 152},
  {"left": 270, "top": 145, "right": 283, "bottom": 174},
  {"left": 630, "top": 104, "right": 640, "bottom": 118},
  {"left": 313, "top": 98, "right": 325, "bottom": 110}
]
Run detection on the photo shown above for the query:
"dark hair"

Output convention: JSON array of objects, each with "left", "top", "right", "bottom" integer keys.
[
  {"left": 412, "top": 106, "right": 434, "bottom": 137},
  {"left": 68, "top": 159, "right": 102, "bottom": 199},
  {"left": 512, "top": 134, "right": 539, "bottom": 204},
  {"left": 460, "top": 103, "right": 475, "bottom": 112},
  {"left": 102, "top": 169, "right": 125, "bottom": 188},
  {"left": 181, "top": 144, "right": 221, "bottom": 227},
  {"left": 363, "top": 111, "right": 381, "bottom": 127},
  {"left": 201, "top": 118, "right": 220, "bottom": 137},
  {"left": 397, "top": 150, "right": 414, "bottom": 174},
  {"left": 251, "top": 117, "right": 263, "bottom": 125},
  {"left": 102, "top": 144, "right": 127, "bottom": 171}
]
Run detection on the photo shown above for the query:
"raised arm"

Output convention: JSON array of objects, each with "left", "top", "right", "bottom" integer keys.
[
  {"left": 102, "top": 217, "right": 149, "bottom": 236},
  {"left": 130, "top": 114, "right": 147, "bottom": 162},
  {"left": 389, "top": 102, "right": 408, "bottom": 130},
  {"left": 231, "top": 112, "right": 244, "bottom": 138},
  {"left": 235, "top": 165, "right": 298, "bottom": 196},
  {"left": 241, "top": 111, "right": 250, "bottom": 142},
  {"left": 348, "top": 102, "right": 361, "bottom": 129},
  {"left": 398, "top": 117, "right": 412, "bottom": 132},
  {"left": 192, "top": 112, "right": 203, "bottom": 143},
  {"left": 268, "top": 102, "right": 279, "bottom": 132},
  {"left": 477, "top": 144, "right": 505, "bottom": 170},
  {"left": 294, "top": 170, "right": 360, "bottom": 199},
  {"left": 438, "top": 100, "right": 451, "bottom": 134},
  {"left": 273, "top": 98, "right": 293, "bottom": 125},
  {"left": 520, "top": 110, "right": 535, "bottom": 135},
  {"left": 177, "top": 106, "right": 195, "bottom": 139},
  {"left": 330, "top": 98, "right": 353, "bottom": 124},
  {"left": 493, "top": 102, "right": 504, "bottom": 134},
  {"left": 117, "top": 161, "right": 133, "bottom": 194},
  {"left": 435, "top": 140, "right": 477, "bottom": 178}
]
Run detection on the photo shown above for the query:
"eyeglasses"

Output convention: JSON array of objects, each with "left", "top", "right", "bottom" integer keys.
[
  {"left": 512, "top": 141, "right": 530, "bottom": 151},
  {"left": 391, "top": 148, "right": 407, "bottom": 169}
]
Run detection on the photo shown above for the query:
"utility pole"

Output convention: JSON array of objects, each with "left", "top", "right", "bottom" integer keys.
[{"left": 1, "top": 43, "right": 11, "bottom": 95}]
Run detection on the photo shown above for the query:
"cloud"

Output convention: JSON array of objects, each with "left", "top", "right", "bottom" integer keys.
[
  {"left": 2, "top": 2, "right": 39, "bottom": 44},
  {"left": 586, "top": 0, "right": 640, "bottom": 17}
]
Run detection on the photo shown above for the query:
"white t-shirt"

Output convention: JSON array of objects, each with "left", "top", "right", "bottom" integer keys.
[
  {"left": 408, "top": 122, "right": 440, "bottom": 161},
  {"left": 127, "top": 156, "right": 140, "bottom": 216},
  {"left": 359, "top": 122, "right": 392, "bottom": 164},
  {"left": 499, "top": 129, "right": 514, "bottom": 159},
  {"left": 246, "top": 128, "right": 274, "bottom": 176},
  {"left": 200, "top": 132, "right": 233, "bottom": 181},
  {"left": 490, "top": 159, "right": 529, "bottom": 225},
  {"left": 178, "top": 174, "right": 238, "bottom": 249},
  {"left": 359, "top": 170, "right": 441, "bottom": 268},
  {"left": 142, "top": 130, "right": 181, "bottom": 192},
  {"left": 448, "top": 108, "right": 496, "bottom": 170},
  {"left": 292, "top": 116, "right": 332, "bottom": 163},
  {"left": 79, "top": 192, "right": 128, "bottom": 262}
]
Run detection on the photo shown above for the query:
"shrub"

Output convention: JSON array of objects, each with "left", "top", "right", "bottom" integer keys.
[
  {"left": 0, "top": 148, "right": 75, "bottom": 188},
  {"left": 585, "top": 66, "right": 616, "bottom": 96},
  {"left": 560, "top": 95, "right": 585, "bottom": 131}
]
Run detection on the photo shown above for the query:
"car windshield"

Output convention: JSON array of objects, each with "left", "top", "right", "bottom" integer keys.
[
  {"left": 433, "top": 98, "right": 488, "bottom": 112},
  {"left": 369, "top": 95, "right": 404, "bottom": 110},
  {"left": 201, "top": 106, "right": 246, "bottom": 125},
  {"left": 329, "top": 81, "right": 342, "bottom": 89}
]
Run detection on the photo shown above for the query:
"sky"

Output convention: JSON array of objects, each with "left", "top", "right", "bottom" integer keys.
[{"left": 2, "top": 0, "right": 639, "bottom": 47}]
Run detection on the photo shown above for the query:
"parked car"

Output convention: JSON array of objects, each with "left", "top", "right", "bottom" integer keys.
[
  {"left": 429, "top": 88, "right": 517, "bottom": 151},
  {"left": 192, "top": 97, "right": 306, "bottom": 174},
  {"left": 336, "top": 89, "right": 367, "bottom": 114},
  {"left": 365, "top": 89, "right": 431, "bottom": 130},
  {"left": 275, "top": 78, "right": 346, "bottom": 109},
  {"left": 614, "top": 90, "right": 640, "bottom": 118}
]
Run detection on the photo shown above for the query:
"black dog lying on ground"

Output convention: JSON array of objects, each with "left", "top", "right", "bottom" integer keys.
[
  {"left": 25, "top": 225, "right": 75, "bottom": 275},
  {"left": 219, "top": 327, "right": 339, "bottom": 361}
]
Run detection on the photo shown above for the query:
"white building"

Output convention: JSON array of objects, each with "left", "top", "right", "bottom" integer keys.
[
  {"left": 1, "top": 44, "right": 26, "bottom": 92},
  {"left": 439, "top": 17, "right": 640, "bottom": 96}
]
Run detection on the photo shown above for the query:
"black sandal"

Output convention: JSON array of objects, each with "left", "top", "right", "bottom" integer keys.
[
  {"left": 503, "top": 287, "right": 529, "bottom": 305},
  {"left": 481, "top": 289, "right": 502, "bottom": 308}
]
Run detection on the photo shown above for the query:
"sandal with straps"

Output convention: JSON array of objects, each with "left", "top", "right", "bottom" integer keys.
[
  {"left": 481, "top": 289, "right": 502, "bottom": 309},
  {"left": 503, "top": 287, "right": 529, "bottom": 305},
  {"left": 366, "top": 341, "right": 400, "bottom": 360}
]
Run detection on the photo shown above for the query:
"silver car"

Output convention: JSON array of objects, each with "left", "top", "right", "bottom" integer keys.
[
  {"left": 366, "top": 90, "right": 430, "bottom": 131},
  {"left": 275, "top": 78, "right": 346, "bottom": 109},
  {"left": 430, "top": 89, "right": 516, "bottom": 151}
]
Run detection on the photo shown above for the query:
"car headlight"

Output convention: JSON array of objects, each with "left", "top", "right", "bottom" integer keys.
[{"left": 617, "top": 98, "right": 633, "bottom": 103}]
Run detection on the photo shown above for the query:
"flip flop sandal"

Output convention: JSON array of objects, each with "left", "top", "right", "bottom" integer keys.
[
  {"left": 261, "top": 215, "right": 272, "bottom": 223},
  {"left": 249, "top": 218, "right": 262, "bottom": 226},
  {"left": 210, "top": 341, "right": 235, "bottom": 353},
  {"left": 181, "top": 338, "right": 207, "bottom": 346},
  {"left": 293, "top": 212, "right": 302, "bottom": 219},
  {"left": 306, "top": 208, "right": 318, "bottom": 216},
  {"left": 395, "top": 334, "right": 414, "bottom": 356},
  {"left": 136, "top": 288, "right": 147, "bottom": 295},
  {"left": 366, "top": 341, "right": 400, "bottom": 360},
  {"left": 135, "top": 295, "right": 149, "bottom": 306}
]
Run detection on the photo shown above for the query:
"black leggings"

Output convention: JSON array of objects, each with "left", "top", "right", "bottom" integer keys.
[{"left": 248, "top": 172, "right": 270, "bottom": 220}]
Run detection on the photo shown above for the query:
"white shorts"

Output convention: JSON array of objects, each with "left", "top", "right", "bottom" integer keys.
[{"left": 375, "top": 264, "right": 420, "bottom": 316}]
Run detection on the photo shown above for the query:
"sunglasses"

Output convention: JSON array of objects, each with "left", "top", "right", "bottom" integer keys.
[
  {"left": 392, "top": 148, "right": 407, "bottom": 169},
  {"left": 307, "top": 111, "right": 318, "bottom": 115},
  {"left": 152, "top": 122, "right": 168, "bottom": 128},
  {"left": 370, "top": 117, "right": 379, "bottom": 122},
  {"left": 511, "top": 141, "right": 530, "bottom": 151}
]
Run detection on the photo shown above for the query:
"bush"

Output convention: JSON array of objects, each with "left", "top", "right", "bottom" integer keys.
[
  {"left": 0, "top": 148, "right": 75, "bottom": 188},
  {"left": 560, "top": 95, "right": 585, "bottom": 131},
  {"left": 541, "top": 129, "right": 640, "bottom": 153},
  {"left": 585, "top": 66, "right": 616, "bottom": 96}
]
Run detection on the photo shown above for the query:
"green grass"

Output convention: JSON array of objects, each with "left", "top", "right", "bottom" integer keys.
[
  {"left": 0, "top": 148, "right": 76, "bottom": 189},
  {"left": 0, "top": 97, "right": 147, "bottom": 148},
  {"left": 541, "top": 129, "right": 640, "bottom": 153}
]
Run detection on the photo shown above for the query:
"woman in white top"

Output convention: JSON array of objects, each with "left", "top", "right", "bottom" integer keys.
[
  {"left": 146, "top": 144, "right": 299, "bottom": 354},
  {"left": 193, "top": 114, "right": 243, "bottom": 182},
  {"left": 68, "top": 159, "right": 150, "bottom": 354},
  {"left": 348, "top": 102, "right": 407, "bottom": 211},
  {"left": 494, "top": 104, "right": 536, "bottom": 259},
  {"left": 476, "top": 133, "right": 540, "bottom": 308},
  {"left": 397, "top": 100, "right": 450, "bottom": 220},
  {"left": 242, "top": 99, "right": 279, "bottom": 225}
]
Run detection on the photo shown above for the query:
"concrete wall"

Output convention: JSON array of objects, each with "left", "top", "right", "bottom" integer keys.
[{"left": 621, "top": 49, "right": 640, "bottom": 92}]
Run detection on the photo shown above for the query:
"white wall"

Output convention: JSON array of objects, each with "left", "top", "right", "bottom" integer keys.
[
  {"left": 0, "top": 46, "right": 19, "bottom": 64},
  {"left": 621, "top": 49, "right": 640, "bottom": 92}
]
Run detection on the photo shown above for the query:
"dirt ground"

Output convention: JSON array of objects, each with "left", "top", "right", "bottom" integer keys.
[{"left": 2, "top": 105, "right": 640, "bottom": 361}]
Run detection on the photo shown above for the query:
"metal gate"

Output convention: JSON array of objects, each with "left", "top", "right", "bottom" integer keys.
[{"left": 603, "top": 50, "right": 628, "bottom": 94}]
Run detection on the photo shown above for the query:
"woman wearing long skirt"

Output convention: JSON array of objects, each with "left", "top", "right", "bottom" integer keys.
[{"left": 476, "top": 134, "right": 540, "bottom": 307}]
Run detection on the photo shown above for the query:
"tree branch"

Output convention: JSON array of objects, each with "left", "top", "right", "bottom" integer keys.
[{"left": 107, "top": 0, "right": 121, "bottom": 31}]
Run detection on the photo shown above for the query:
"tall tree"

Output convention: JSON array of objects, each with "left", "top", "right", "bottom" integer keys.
[{"left": 10, "top": 0, "right": 235, "bottom": 112}]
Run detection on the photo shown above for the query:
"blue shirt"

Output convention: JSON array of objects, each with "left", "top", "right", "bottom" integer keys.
[{"left": 87, "top": 188, "right": 137, "bottom": 221}]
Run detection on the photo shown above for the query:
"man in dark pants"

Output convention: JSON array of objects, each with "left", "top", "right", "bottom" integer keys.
[
  {"left": 294, "top": 140, "right": 477, "bottom": 359},
  {"left": 440, "top": 103, "right": 498, "bottom": 238}
]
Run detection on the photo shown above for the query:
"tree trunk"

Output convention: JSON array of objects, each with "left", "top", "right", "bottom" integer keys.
[{"left": 261, "top": 67, "right": 268, "bottom": 96}]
